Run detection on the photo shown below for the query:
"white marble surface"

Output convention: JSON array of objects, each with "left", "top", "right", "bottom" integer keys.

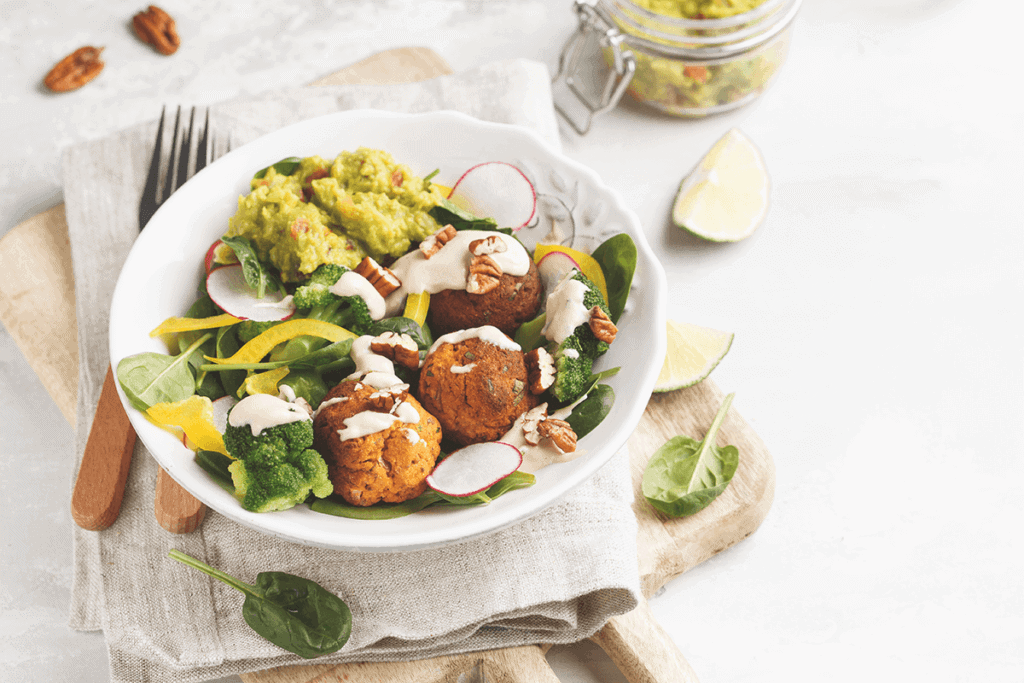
[{"left": 2, "top": 1, "right": 1022, "bottom": 682}]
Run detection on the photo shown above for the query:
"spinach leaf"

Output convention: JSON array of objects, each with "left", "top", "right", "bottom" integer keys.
[
  {"left": 253, "top": 157, "right": 303, "bottom": 180},
  {"left": 367, "top": 317, "right": 430, "bottom": 350},
  {"left": 278, "top": 369, "right": 328, "bottom": 409},
  {"left": 220, "top": 235, "right": 270, "bottom": 299},
  {"left": 178, "top": 296, "right": 225, "bottom": 400},
  {"left": 216, "top": 325, "right": 246, "bottom": 398},
  {"left": 429, "top": 198, "right": 509, "bottom": 234},
  {"left": 642, "top": 393, "right": 739, "bottom": 518},
  {"left": 513, "top": 312, "right": 546, "bottom": 352},
  {"left": 168, "top": 550, "right": 352, "bottom": 659},
  {"left": 310, "top": 492, "right": 443, "bottom": 520},
  {"left": 566, "top": 384, "right": 614, "bottom": 438},
  {"left": 590, "top": 233, "right": 637, "bottom": 323},
  {"left": 116, "top": 333, "right": 212, "bottom": 411},
  {"left": 195, "top": 449, "right": 234, "bottom": 493}
]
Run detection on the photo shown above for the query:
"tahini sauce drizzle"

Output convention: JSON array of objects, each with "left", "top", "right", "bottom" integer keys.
[
  {"left": 384, "top": 230, "right": 531, "bottom": 316},
  {"left": 500, "top": 399, "right": 588, "bottom": 473},
  {"left": 228, "top": 393, "right": 311, "bottom": 436},
  {"left": 426, "top": 325, "right": 521, "bottom": 357},
  {"left": 329, "top": 271, "right": 386, "bottom": 320},
  {"left": 541, "top": 274, "right": 590, "bottom": 344}
]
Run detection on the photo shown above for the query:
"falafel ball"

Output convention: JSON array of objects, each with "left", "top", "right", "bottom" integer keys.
[
  {"left": 428, "top": 257, "right": 542, "bottom": 337},
  {"left": 312, "top": 379, "right": 442, "bottom": 506},
  {"left": 418, "top": 329, "right": 539, "bottom": 447}
]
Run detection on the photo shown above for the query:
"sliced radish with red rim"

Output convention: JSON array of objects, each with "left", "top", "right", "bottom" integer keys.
[
  {"left": 206, "top": 265, "right": 295, "bottom": 321},
  {"left": 448, "top": 162, "right": 537, "bottom": 231},
  {"left": 426, "top": 441, "right": 523, "bottom": 497}
]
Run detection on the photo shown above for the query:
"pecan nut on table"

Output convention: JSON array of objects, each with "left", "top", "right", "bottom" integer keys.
[
  {"left": 44, "top": 47, "right": 105, "bottom": 93},
  {"left": 133, "top": 5, "right": 180, "bottom": 55}
]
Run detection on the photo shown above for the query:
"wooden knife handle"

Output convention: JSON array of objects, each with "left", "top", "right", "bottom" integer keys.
[
  {"left": 590, "top": 598, "right": 701, "bottom": 683},
  {"left": 71, "top": 365, "right": 136, "bottom": 530},
  {"left": 155, "top": 468, "right": 206, "bottom": 533}
]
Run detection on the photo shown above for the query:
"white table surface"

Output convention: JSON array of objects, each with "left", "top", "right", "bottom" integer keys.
[{"left": 2, "top": 1, "right": 1022, "bottom": 682}]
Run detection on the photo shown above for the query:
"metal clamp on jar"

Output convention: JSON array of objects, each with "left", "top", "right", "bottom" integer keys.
[{"left": 554, "top": 0, "right": 802, "bottom": 133}]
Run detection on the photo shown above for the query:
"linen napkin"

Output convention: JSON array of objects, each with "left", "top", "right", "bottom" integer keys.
[{"left": 64, "top": 58, "right": 641, "bottom": 683}]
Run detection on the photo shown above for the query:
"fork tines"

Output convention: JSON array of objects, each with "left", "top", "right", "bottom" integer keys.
[{"left": 139, "top": 105, "right": 219, "bottom": 231}]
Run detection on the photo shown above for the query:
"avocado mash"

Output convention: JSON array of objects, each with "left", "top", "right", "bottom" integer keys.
[
  {"left": 608, "top": 0, "right": 793, "bottom": 117},
  {"left": 225, "top": 148, "right": 446, "bottom": 281}
]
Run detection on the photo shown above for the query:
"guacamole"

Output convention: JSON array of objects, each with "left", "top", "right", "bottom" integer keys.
[
  {"left": 635, "top": 0, "right": 767, "bottom": 19},
  {"left": 610, "top": 0, "right": 792, "bottom": 117},
  {"left": 225, "top": 148, "right": 446, "bottom": 282}
]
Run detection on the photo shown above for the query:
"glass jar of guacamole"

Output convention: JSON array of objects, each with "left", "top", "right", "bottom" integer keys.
[{"left": 554, "top": 0, "right": 801, "bottom": 130}]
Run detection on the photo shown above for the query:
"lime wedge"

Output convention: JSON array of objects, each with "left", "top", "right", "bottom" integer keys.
[
  {"left": 672, "top": 128, "right": 770, "bottom": 242},
  {"left": 653, "top": 320, "right": 734, "bottom": 393}
]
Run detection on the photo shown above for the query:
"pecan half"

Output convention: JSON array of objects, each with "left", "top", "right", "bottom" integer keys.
[
  {"left": 468, "top": 235, "right": 507, "bottom": 257},
  {"left": 466, "top": 254, "right": 502, "bottom": 295},
  {"left": 524, "top": 347, "right": 555, "bottom": 395},
  {"left": 354, "top": 256, "right": 401, "bottom": 297},
  {"left": 419, "top": 224, "right": 457, "bottom": 259},
  {"left": 370, "top": 331, "right": 420, "bottom": 370},
  {"left": 537, "top": 418, "right": 577, "bottom": 454},
  {"left": 133, "top": 6, "right": 180, "bottom": 55},
  {"left": 588, "top": 306, "right": 618, "bottom": 344},
  {"left": 44, "top": 47, "right": 104, "bottom": 93}
]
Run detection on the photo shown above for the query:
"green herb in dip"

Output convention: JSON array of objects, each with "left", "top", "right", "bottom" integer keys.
[{"left": 225, "top": 148, "right": 446, "bottom": 282}]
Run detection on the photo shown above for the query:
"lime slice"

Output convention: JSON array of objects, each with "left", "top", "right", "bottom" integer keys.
[
  {"left": 653, "top": 320, "right": 734, "bottom": 393},
  {"left": 672, "top": 128, "right": 770, "bottom": 242}
]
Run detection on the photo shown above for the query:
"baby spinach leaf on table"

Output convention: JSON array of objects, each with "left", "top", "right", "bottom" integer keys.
[
  {"left": 566, "top": 384, "right": 614, "bottom": 438},
  {"left": 168, "top": 550, "right": 352, "bottom": 659},
  {"left": 590, "top": 233, "right": 637, "bottom": 324},
  {"left": 253, "top": 157, "right": 303, "bottom": 180},
  {"left": 642, "top": 393, "right": 739, "bottom": 518},
  {"left": 220, "top": 235, "right": 271, "bottom": 299},
  {"left": 116, "top": 333, "right": 212, "bottom": 411},
  {"left": 429, "top": 199, "right": 509, "bottom": 234}
]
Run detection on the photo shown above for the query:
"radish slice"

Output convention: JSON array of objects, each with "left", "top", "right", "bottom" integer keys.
[
  {"left": 426, "top": 442, "right": 523, "bottom": 497},
  {"left": 211, "top": 396, "right": 238, "bottom": 434},
  {"left": 448, "top": 162, "right": 537, "bottom": 231},
  {"left": 204, "top": 240, "right": 238, "bottom": 274},
  {"left": 537, "top": 252, "right": 581, "bottom": 304},
  {"left": 206, "top": 265, "right": 295, "bottom": 322}
]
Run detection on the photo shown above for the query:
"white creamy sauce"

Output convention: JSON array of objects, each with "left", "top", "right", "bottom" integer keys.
[
  {"left": 277, "top": 384, "right": 297, "bottom": 402},
  {"left": 384, "top": 230, "right": 531, "bottom": 316},
  {"left": 359, "top": 371, "right": 406, "bottom": 389},
  {"left": 328, "top": 271, "right": 387, "bottom": 320},
  {"left": 229, "top": 393, "right": 311, "bottom": 436},
  {"left": 336, "top": 411, "right": 400, "bottom": 441},
  {"left": 450, "top": 363, "right": 476, "bottom": 374},
  {"left": 312, "top": 395, "right": 347, "bottom": 420},
  {"left": 348, "top": 336, "right": 395, "bottom": 376},
  {"left": 426, "top": 325, "right": 521, "bottom": 357},
  {"left": 541, "top": 276, "right": 591, "bottom": 344},
  {"left": 403, "top": 428, "right": 421, "bottom": 444},
  {"left": 501, "top": 399, "right": 585, "bottom": 473},
  {"left": 254, "top": 294, "right": 294, "bottom": 310},
  {"left": 392, "top": 401, "right": 420, "bottom": 424},
  {"left": 562, "top": 347, "right": 580, "bottom": 360}
]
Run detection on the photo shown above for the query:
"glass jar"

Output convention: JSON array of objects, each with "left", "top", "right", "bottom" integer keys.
[{"left": 554, "top": 0, "right": 801, "bottom": 132}]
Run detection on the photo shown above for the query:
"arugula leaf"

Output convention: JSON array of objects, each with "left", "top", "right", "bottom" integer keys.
[
  {"left": 590, "top": 233, "right": 637, "bottom": 323},
  {"left": 220, "top": 235, "right": 270, "bottom": 299},
  {"left": 429, "top": 198, "right": 509, "bottom": 234},
  {"left": 642, "top": 393, "right": 739, "bottom": 517}
]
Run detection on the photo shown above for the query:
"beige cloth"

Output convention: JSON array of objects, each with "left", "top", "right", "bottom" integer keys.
[{"left": 65, "top": 58, "right": 641, "bottom": 683}]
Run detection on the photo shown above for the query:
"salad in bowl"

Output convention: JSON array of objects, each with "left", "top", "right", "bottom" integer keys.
[{"left": 109, "top": 110, "right": 666, "bottom": 551}]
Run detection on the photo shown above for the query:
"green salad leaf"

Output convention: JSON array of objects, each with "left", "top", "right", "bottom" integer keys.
[
  {"left": 566, "top": 384, "right": 614, "bottom": 438},
  {"left": 429, "top": 198, "right": 509, "bottom": 234},
  {"left": 168, "top": 550, "right": 352, "bottom": 659},
  {"left": 253, "top": 157, "right": 303, "bottom": 180},
  {"left": 116, "top": 333, "right": 213, "bottom": 411},
  {"left": 590, "top": 233, "right": 637, "bottom": 323},
  {"left": 220, "top": 235, "right": 271, "bottom": 299},
  {"left": 642, "top": 393, "right": 739, "bottom": 517}
]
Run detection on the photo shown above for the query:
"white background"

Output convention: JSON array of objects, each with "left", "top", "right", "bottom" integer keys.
[{"left": 2, "top": 1, "right": 1022, "bottom": 681}]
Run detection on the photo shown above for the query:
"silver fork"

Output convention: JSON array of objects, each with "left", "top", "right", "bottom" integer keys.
[
  {"left": 140, "top": 105, "right": 228, "bottom": 228},
  {"left": 71, "top": 106, "right": 228, "bottom": 534}
]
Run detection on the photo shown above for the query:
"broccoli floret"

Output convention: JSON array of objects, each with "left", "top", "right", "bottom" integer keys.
[
  {"left": 549, "top": 335, "right": 594, "bottom": 404},
  {"left": 292, "top": 264, "right": 350, "bottom": 310},
  {"left": 237, "top": 320, "right": 282, "bottom": 344},
  {"left": 570, "top": 271, "right": 612, "bottom": 358},
  {"left": 290, "top": 264, "right": 373, "bottom": 336},
  {"left": 222, "top": 404, "right": 332, "bottom": 513}
]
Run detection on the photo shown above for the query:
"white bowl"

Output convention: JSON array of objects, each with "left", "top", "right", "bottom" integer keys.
[{"left": 110, "top": 110, "right": 666, "bottom": 551}]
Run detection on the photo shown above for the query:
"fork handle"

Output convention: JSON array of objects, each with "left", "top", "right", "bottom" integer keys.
[{"left": 71, "top": 365, "right": 136, "bottom": 530}]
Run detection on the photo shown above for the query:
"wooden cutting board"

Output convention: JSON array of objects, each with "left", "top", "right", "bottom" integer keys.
[{"left": 0, "top": 47, "right": 774, "bottom": 683}]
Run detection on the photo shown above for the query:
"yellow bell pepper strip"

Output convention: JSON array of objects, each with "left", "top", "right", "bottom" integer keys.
[
  {"left": 241, "top": 367, "right": 290, "bottom": 398},
  {"left": 146, "top": 395, "right": 228, "bottom": 455},
  {"left": 205, "top": 319, "right": 357, "bottom": 366},
  {"left": 149, "top": 313, "right": 241, "bottom": 337},
  {"left": 403, "top": 292, "right": 430, "bottom": 327}
]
